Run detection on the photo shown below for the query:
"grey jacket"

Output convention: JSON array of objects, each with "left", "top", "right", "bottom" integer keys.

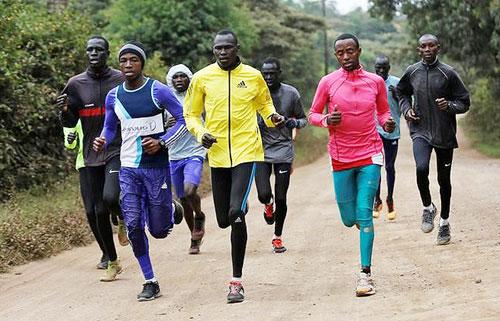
[
  {"left": 397, "top": 59, "right": 470, "bottom": 149},
  {"left": 258, "top": 83, "right": 307, "bottom": 163}
]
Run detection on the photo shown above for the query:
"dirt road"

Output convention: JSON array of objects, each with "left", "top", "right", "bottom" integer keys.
[{"left": 1, "top": 127, "right": 499, "bottom": 321}]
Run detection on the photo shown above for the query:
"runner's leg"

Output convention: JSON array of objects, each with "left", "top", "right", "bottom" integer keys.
[
  {"left": 333, "top": 168, "right": 357, "bottom": 228},
  {"left": 384, "top": 138, "right": 398, "bottom": 202},
  {"left": 255, "top": 162, "right": 273, "bottom": 205},
  {"left": 79, "top": 168, "right": 107, "bottom": 259},
  {"left": 435, "top": 148, "right": 454, "bottom": 220},
  {"left": 355, "top": 165, "right": 381, "bottom": 269},
  {"left": 413, "top": 138, "right": 433, "bottom": 207},
  {"left": 87, "top": 165, "right": 117, "bottom": 262},
  {"left": 273, "top": 163, "right": 292, "bottom": 237}
]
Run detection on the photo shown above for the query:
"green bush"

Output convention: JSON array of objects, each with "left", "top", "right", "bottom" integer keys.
[{"left": 0, "top": 1, "right": 93, "bottom": 200}]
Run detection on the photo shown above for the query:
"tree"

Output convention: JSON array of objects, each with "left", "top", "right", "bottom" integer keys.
[{"left": 103, "top": 0, "right": 257, "bottom": 70}]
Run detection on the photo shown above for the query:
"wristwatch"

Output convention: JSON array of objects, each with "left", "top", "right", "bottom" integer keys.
[{"left": 158, "top": 139, "right": 167, "bottom": 150}]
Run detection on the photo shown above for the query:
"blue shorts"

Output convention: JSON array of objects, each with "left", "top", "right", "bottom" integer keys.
[{"left": 170, "top": 156, "right": 204, "bottom": 198}]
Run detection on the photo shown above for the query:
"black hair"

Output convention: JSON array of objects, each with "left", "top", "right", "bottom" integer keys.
[
  {"left": 262, "top": 57, "right": 281, "bottom": 71},
  {"left": 419, "top": 34, "right": 439, "bottom": 44},
  {"left": 375, "top": 54, "right": 390, "bottom": 64},
  {"left": 215, "top": 29, "right": 239, "bottom": 45},
  {"left": 334, "top": 33, "right": 359, "bottom": 48},
  {"left": 88, "top": 35, "right": 109, "bottom": 51}
]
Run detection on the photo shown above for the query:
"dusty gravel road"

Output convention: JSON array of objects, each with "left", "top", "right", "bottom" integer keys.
[{"left": 1, "top": 127, "right": 499, "bottom": 321}]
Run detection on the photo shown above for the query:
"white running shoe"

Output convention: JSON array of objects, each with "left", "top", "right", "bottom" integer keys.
[{"left": 356, "top": 272, "right": 376, "bottom": 297}]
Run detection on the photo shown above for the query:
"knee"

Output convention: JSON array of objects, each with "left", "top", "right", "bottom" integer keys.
[
  {"left": 258, "top": 191, "right": 272, "bottom": 205},
  {"left": 341, "top": 216, "right": 356, "bottom": 228},
  {"left": 217, "top": 220, "right": 230, "bottom": 229},
  {"left": 183, "top": 185, "right": 197, "bottom": 200},
  {"left": 127, "top": 228, "right": 146, "bottom": 257},
  {"left": 149, "top": 225, "right": 172, "bottom": 239},
  {"left": 416, "top": 163, "right": 429, "bottom": 176},
  {"left": 385, "top": 163, "right": 395, "bottom": 174}
]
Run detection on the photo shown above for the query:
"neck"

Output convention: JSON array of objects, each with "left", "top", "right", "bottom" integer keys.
[
  {"left": 89, "top": 64, "right": 107, "bottom": 76},
  {"left": 125, "top": 74, "right": 145, "bottom": 90},
  {"left": 218, "top": 57, "right": 241, "bottom": 71},
  {"left": 269, "top": 83, "right": 281, "bottom": 92},
  {"left": 422, "top": 57, "right": 438, "bottom": 65}
]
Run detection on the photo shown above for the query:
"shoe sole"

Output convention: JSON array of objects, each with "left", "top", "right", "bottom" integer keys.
[
  {"left": 227, "top": 297, "right": 245, "bottom": 304},
  {"left": 356, "top": 289, "right": 376, "bottom": 297},
  {"left": 387, "top": 211, "right": 396, "bottom": 220},
  {"left": 436, "top": 238, "right": 451, "bottom": 246},
  {"left": 273, "top": 247, "right": 287, "bottom": 253},
  {"left": 421, "top": 225, "right": 434, "bottom": 233},
  {"left": 137, "top": 293, "right": 162, "bottom": 302}
]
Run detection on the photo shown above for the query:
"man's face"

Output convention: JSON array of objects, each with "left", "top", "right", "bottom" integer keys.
[
  {"left": 213, "top": 34, "right": 239, "bottom": 69},
  {"left": 86, "top": 38, "right": 108, "bottom": 69},
  {"left": 119, "top": 53, "right": 142, "bottom": 81},
  {"left": 334, "top": 38, "right": 361, "bottom": 71},
  {"left": 374, "top": 59, "right": 390, "bottom": 80},
  {"left": 261, "top": 63, "right": 281, "bottom": 90},
  {"left": 172, "top": 72, "right": 189, "bottom": 93},
  {"left": 418, "top": 36, "right": 440, "bottom": 64}
]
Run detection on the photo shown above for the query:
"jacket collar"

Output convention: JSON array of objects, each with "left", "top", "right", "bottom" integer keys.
[
  {"left": 340, "top": 65, "right": 364, "bottom": 78},
  {"left": 86, "top": 66, "right": 112, "bottom": 79},
  {"left": 421, "top": 57, "right": 440, "bottom": 68},
  {"left": 216, "top": 57, "right": 242, "bottom": 72}
]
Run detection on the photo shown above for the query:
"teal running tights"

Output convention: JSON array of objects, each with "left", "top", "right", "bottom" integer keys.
[{"left": 332, "top": 164, "right": 381, "bottom": 267}]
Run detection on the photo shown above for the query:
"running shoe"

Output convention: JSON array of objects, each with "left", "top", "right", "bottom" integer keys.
[
  {"left": 192, "top": 214, "right": 205, "bottom": 241},
  {"left": 437, "top": 223, "right": 451, "bottom": 245},
  {"left": 117, "top": 219, "right": 129, "bottom": 246},
  {"left": 100, "top": 259, "right": 122, "bottom": 282},
  {"left": 356, "top": 272, "right": 376, "bottom": 297},
  {"left": 263, "top": 202, "right": 274, "bottom": 225},
  {"left": 137, "top": 281, "right": 162, "bottom": 301},
  {"left": 173, "top": 199, "right": 184, "bottom": 225},
  {"left": 96, "top": 254, "right": 109, "bottom": 270},
  {"left": 386, "top": 199, "right": 396, "bottom": 221},
  {"left": 227, "top": 281, "right": 245, "bottom": 303},
  {"left": 421, "top": 203, "right": 437, "bottom": 233},
  {"left": 189, "top": 239, "right": 201, "bottom": 255},
  {"left": 272, "top": 238, "right": 287, "bottom": 253},
  {"left": 372, "top": 199, "right": 382, "bottom": 218}
]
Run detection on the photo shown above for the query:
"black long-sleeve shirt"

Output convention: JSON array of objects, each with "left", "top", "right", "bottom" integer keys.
[
  {"left": 397, "top": 59, "right": 470, "bottom": 149},
  {"left": 60, "top": 67, "right": 123, "bottom": 166}
]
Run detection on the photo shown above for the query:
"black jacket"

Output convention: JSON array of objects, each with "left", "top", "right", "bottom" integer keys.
[
  {"left": 397, "top": 59, "right": 470, "bottom": 149},
  {"left": 60, "top": 67, "right": 123, "bottom": 166}
]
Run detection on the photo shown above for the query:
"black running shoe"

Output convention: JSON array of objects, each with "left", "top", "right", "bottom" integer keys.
[
  {"left": 173, "top": 199, "right": 184, "bottom": 225},
  {"left": 227, "top": 281, "right": 245, "bottom": 303},
  {"left": 137, "top": 281, "right": 161, "bottom": 302},
  {"left": 437, "top": 223, "right": 451, "bottom": 245}
]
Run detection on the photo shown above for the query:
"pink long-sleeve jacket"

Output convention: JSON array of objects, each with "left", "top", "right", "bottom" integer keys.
[{"left": 308, "top": 67, "right": 391, "bottom": 165}]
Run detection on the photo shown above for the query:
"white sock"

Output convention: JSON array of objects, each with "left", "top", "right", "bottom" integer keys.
[
  {"left": 268, "top": 196, "right": 274, "bottom": 205},
  {"left": 231, "top": 277, "right": 242, "bottom": 283},
  {"left": 440, "top": 218, "right": 449, "bottom": 226},
  {"left": 424, "top": 203, "right": 434, "bottom": 211},
  {"left": 273, "top": 235, "right": 281, "bottom": 240},
  {"left": 145, "top": 277, "right": 157, "bottom": 283}
]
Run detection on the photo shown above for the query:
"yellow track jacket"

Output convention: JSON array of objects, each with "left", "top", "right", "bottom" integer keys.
[{"left": 184, "top": 62, "right": 276, "bottom": 168}]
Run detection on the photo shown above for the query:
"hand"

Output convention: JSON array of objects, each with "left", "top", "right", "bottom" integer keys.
[
  {"left": 201, "top": 133, "right": 217, "bottom": 149},
  {"left": 388, "top": 85, "right": 398, "bottom": 101},
  {"left": 141, "top": 137, "right": 161, "bottom": 155},
  {"left": 326, "top": 105, "right": 341, "bottom": 126},
  {"left": 384, "top": 117, "right": 396, "bottom": 133},
  {"left": 56, "top": 94, "right": 68, "bottom": 112},
  {"left": 404, "top": 108, "right": 420, "bottom": 122},
  {"left": 435, "top": 98, "right": 448, "bottom": 111},
  {"left": 166, "top": 116, "right": 176, "bottom": 128},
  {"left": 271, "top": 113, "right": 286, "bottom": 128},
  {"left": 93, "top": 136, "right": 106, "bottom": 152},
  {"left": 67, "top": 132, "right": 77, "bottom": 145},
  {"left": 285, "top": 118, "right": 298, "bottom": 129}
]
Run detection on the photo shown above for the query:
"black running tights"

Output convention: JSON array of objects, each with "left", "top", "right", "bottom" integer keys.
[
  {"left": 412, "top": 138, "right": 454, "bottom": 219},
  {"left": 255, "top": 162, "right": 292, "bottom": 236},
  {"left": 211, "top": 162, "right": 255, "bottom": 278}
]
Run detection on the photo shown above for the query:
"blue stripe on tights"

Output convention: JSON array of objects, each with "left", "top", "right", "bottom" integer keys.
[{"left": 240, "top": 163, "right": 256, "bottom": 212}]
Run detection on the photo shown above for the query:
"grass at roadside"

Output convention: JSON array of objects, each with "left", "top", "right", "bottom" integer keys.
[
  {"left": 462, "top": 123, "right": 500, "bottom": 158},
  {"left": 0, "top": 125, "right": 328, "bottom": 272}
]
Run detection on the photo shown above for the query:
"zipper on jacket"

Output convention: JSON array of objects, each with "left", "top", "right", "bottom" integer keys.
[
  {"left": 228, "top": 70, "right": 233, "bottom": 167},
  {"left": 425, "top": 65, "right": 435, "bottom": 142}
]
